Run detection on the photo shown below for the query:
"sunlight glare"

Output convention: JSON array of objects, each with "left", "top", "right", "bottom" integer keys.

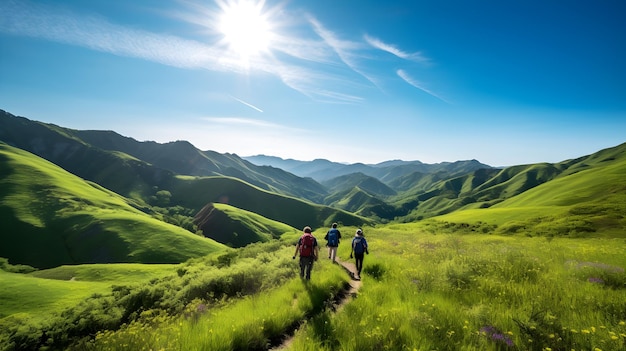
[{"left": 218, "top": 0, "right": 274, "bottom": 60}]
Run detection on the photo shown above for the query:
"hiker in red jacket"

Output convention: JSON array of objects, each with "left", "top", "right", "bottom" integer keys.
[{"left": 293, "top": 226, "right": 319, "bottom": 280}]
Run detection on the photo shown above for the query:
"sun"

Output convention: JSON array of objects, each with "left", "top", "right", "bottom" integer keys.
[{"left": 217, "top": 0, "right": 274, "bottom": 60}]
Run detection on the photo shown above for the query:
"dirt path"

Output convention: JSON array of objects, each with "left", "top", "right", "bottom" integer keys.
[{"left": 268, "top": 257, "right": 362, "bottom": 350}]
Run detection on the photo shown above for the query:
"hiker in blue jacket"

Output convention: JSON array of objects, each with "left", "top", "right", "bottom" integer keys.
[
  {"left": 349, "top": 228, "right": 368, "bottom": 280},
  {"left": 324, "top": 222, "right": 342, "bottom": 262}
]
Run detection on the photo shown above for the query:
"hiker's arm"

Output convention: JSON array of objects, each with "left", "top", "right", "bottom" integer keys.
[
  {"left": 314, "top": 246, "right": 319, "bottom": 260},
  {"left": 293, "top": 244, "right": 300, "bottom": 259}
]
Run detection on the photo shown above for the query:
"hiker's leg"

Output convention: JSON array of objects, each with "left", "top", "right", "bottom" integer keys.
[
  {"left": 305, "top": 257, "right": 313, "bottom": 280},
  {"left": 355, "top": 254, "right": 364, "bottom": 275},
  {"left": 330, "top": 247, "right": 337, "bottom": 261},
  {"left": 299, "top": 258, "right": 305, "bottom": 278},
  {"left": 328, "top": 246, "right": 332, "bottom": 259}
]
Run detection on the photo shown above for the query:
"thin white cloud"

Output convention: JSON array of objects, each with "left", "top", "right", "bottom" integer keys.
[
  {"left": 0, "top": 0, "right": 449, "bottom": 105},
  {"left": 0, "top": 0, "right": 367, "bottom": 103},
  {"left": 307, "top": 15, "right": 381, "bottom": 89},
  {"left": 0, "top": 0, "right": 227, "bottom": 70},
  {"left": 230, "top": 95, "right": 263, "bottom": 112},
  {"left": 397, "top": 69, "right": 450, "bottom": 104},
  {"left": 364, "top": 34, "right": 430, "bottom": 63}
]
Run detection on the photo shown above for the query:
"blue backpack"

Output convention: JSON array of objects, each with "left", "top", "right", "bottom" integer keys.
[
  {"left": 327, "top": 229, "right": 339, "bottom": 247},
  {"left": 353, "top": 237, "right": 366, "bottom": 254}
]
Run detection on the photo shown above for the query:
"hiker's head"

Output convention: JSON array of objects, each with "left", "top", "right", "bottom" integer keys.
[
  {"left": 332, "top": 223, "right": 338, "bottom": 228},
  {"left": 356, "top": 229, "right": 363, "bottom": 236},
  {"left": 303, "top": 226, "right": 312, "bottom": 234}
]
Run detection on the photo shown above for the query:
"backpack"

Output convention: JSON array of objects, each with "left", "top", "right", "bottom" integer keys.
[
  {"left": 299, "top": 233, "right": 315, "bottom": 257},
  {"left": 353, "top": 237, "right": 366, "bottom": 254},
  {"left": 327, "top": 229, "right": 339, "bottom": 247}
]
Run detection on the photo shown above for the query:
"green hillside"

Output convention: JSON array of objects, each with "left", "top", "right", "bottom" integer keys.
[
  {"left": 0, "top": 143, "right": 226, "bottom": 269},
  {"left": 435, "top": 142, "right": 626, "bottom": 237},
  {"left": 194, "top": 203, "right": 299, "bottom": 247},
  {"left": 0, "top": 270, "right": 111, "bottom": 320},
  {"left": 1, "top": 263, "right": 176, "bottom": 320},
  {"left": 170, "top": 175, "right": 373, "bottom": 231}
]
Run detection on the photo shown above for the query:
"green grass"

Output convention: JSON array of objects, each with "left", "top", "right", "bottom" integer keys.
[
  {"left": 196, "top": 202, "right": 300, "bottom": 247},
  {"left": 2, "top": 227, "right": 626, "bottom": 351},
  {"left": 433, "top": 152, "right": 626, "bottom": 238},
  {"left": 0, "top": 270, "right": 111, "bottom": 320},
  {"left": 289, "top": 225, "right": 626, "bottom": 351},
  {"left": 30, "top": 263, "right": 177, "bottom": 283},
  {"left": 0, "top": 143, "right": 227, "bottom": 268}
]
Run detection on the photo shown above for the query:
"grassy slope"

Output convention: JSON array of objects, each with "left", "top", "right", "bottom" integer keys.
[
  {"left": 196, "top": 203, "right": 300, "bottom": 247},
  {"left": 1, "top": 264, "right": 178, "bottom": 323},
  {"left": 0, "top": 270, "right": 111, "bottom": 320},
  {"left": 171, "top": 175, "right": 373, "bottom": 229},
  {"left": 434, "top": 144, "right": 626, "bottom": 237},
  {"left": 30, "top": 263, "right": 177, "bottom": 283},
  {"left": 0, "top": 143, "right": 226, "bottom": 269}
]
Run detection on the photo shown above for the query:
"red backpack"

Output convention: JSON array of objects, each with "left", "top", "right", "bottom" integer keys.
[{"left": 299, "top": 233, "right": 315, "bottom": 257}]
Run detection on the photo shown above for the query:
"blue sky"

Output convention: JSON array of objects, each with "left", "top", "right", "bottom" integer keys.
[{"left": 1, "top": 0, "right": 625, "bottom": 166}]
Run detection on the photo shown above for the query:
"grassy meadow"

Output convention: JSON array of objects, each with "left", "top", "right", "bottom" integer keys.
[
  {"left": 1, "top": 139, "right": 625, "bottom": 350},
  {"left": 2, "top": 225, "right": 625, "bottom": 351}
]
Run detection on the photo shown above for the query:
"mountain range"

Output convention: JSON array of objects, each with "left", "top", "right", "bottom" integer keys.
[{"left": 1, "top": 108, "right": 625, "bottom": 269}]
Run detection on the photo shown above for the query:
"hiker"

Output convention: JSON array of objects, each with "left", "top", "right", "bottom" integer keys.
[
  {"left": 349, "top": 228, "right": 368, "bottom": 280},
  {"left": 324, "top": 222, "right": 342, "bottom": 262},
  {"left": 293, "top": 226, "right": 319, "bottom": 280}
]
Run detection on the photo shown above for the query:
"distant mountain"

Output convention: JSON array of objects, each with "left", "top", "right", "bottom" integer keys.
[
  {"left": 322, "top": 172, "right": 396, "bottom": 197},
  {"left": 0, "top": 111, "right": 326, "bottom": 204},
  {"left": 2, "top": 108, "right": 625, "bottom": 255},
  {"left": 438, "top": 141, "right": 626, "bottom": 237},
  {"left": 0, "top": 110, "right": 369, "bottom": 250},
  {"left": 243, "top": 154, "right": 493, "bottom": 183}
]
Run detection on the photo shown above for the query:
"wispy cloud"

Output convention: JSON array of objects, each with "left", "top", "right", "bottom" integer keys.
[
  {"left": 307, "top": 15, "right": 381, "bottom": 89},
  {"left": 230, "top": 95, "right": 263, "bottom": 112},
  {"left": 397, "top": 69, "right": 450, "bottom": 104},
  {"left": 0, "top": 0, "right": 227, "bottom": 70},
  {"left": 364, "top": 34, "right": 430, "bottom": 63},
  {"left": 0, "top": 0, "right": 448, "bottom": 104}
]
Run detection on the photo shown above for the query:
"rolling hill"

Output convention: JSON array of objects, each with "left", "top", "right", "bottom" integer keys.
[
  {"left": 1, "top": 107, "right": 625, "bottom": 270},
  {"left": 0, "top": 142, "right": 227, "bottom": 269},
  {"left": 435, "top": 142, "right": 626, "bottom": 237}
]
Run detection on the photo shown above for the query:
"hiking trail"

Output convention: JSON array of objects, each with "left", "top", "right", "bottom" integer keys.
[{"left": 268, "top": 257, "right": 362, "bottom": 350}]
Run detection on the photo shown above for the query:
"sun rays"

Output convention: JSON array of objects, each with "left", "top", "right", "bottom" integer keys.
[{"left": 214, "top": 0, "right": 278, "bottom": 68}]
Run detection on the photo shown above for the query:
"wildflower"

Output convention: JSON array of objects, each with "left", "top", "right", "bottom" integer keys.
[
  {"left": 582, "top": 329, "right": 590, "bottom": 334},
  {"left": 588, "top": 277, "right": 604, "bottom": 284},
  {"left": 611, "top": 335, "right": 618, "bottom": 340},
  {"left": 480, "top": 325, "right": 514, "bottom": 347},
  {"left": 619, "top": 321, "right": 625, "bottom": 326}
]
